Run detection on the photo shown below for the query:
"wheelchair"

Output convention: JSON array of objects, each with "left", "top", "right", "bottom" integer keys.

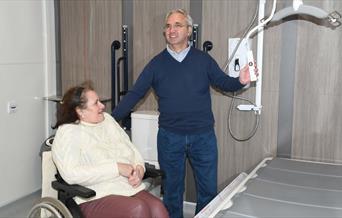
[{"left": 28, "top": 136, "right": 163, "bottom": 218}]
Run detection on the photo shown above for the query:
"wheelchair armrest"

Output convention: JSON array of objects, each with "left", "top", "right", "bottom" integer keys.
[
  {"left": 51, "top": 172, "right": 95, "bottom": 218},
  {"left": 144, "top": 162, "right": 164, "bottom": 179},
  {"left": 52, "top": 181, "right": 96, "bottom": 199}
]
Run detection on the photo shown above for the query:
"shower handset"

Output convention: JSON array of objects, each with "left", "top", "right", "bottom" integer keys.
[{"left": 247, "top": 49, "right": 257, "bottom": 82}]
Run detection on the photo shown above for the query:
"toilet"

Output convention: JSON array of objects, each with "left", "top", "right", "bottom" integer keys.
[{"left": 131, "top": 110, "right": 159, "bottom": 168}]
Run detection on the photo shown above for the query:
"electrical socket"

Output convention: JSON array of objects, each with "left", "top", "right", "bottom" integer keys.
[{"left": 7, "top": 101, "right": 18, "bottom": 114}]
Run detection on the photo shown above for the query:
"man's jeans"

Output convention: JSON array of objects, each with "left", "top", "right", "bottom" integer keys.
[{"left": 157, "top": 128, "right": 218, "bottom": 218}]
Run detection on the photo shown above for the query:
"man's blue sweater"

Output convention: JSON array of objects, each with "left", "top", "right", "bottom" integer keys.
[{"left": 112, "top": 47, "right": 244, "bottom": 134}]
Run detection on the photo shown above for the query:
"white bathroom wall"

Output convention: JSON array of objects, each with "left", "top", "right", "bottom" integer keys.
[{"left": 0, "top": 0, "right": 56, "bottom": 206}]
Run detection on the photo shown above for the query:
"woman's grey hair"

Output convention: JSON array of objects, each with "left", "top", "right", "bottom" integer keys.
[{"left": 164, "top": 9, "right": 193, "bottom": 32}]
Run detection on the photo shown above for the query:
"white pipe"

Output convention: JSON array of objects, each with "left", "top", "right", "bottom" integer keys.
[
  {"left": 256, "top": 0, "right": 267, "bottom": 114},
  {"left": 42, "top": 0, "right": 50, "bottom": 138},
  {"left": 41, "top": 0, "right": 57, "bottom": 137}
]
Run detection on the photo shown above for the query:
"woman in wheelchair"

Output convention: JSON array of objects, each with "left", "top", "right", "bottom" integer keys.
[{"left": 51, "top": 81, "right": 169, "bottom": 218}]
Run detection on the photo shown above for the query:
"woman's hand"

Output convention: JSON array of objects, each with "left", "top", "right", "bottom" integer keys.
[
  {"left": 128, "top": 165, "right": 145, "bottom": 188},
  {"left": 117, "top": 163, "right": 134, "bottom": 177},
  {"left": 135, "top": 165, "right": 145, "bottom": 180}
]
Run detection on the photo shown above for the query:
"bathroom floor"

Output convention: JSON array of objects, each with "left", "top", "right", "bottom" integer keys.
[
  {"left": 0, "top": 191, "right": 41, "bottom": 218},
  {"left": 0, "top": 191, "right": 196, "bottom": 218}
]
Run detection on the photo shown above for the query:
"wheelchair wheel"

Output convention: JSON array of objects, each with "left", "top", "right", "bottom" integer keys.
[{"left": 27, "top": 197, "right": 72, "bottom": 218}]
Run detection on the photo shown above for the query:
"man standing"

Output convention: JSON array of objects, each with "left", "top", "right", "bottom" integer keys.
[{"left": 113, "top": 9, "right": 256, "bottom": 218}]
